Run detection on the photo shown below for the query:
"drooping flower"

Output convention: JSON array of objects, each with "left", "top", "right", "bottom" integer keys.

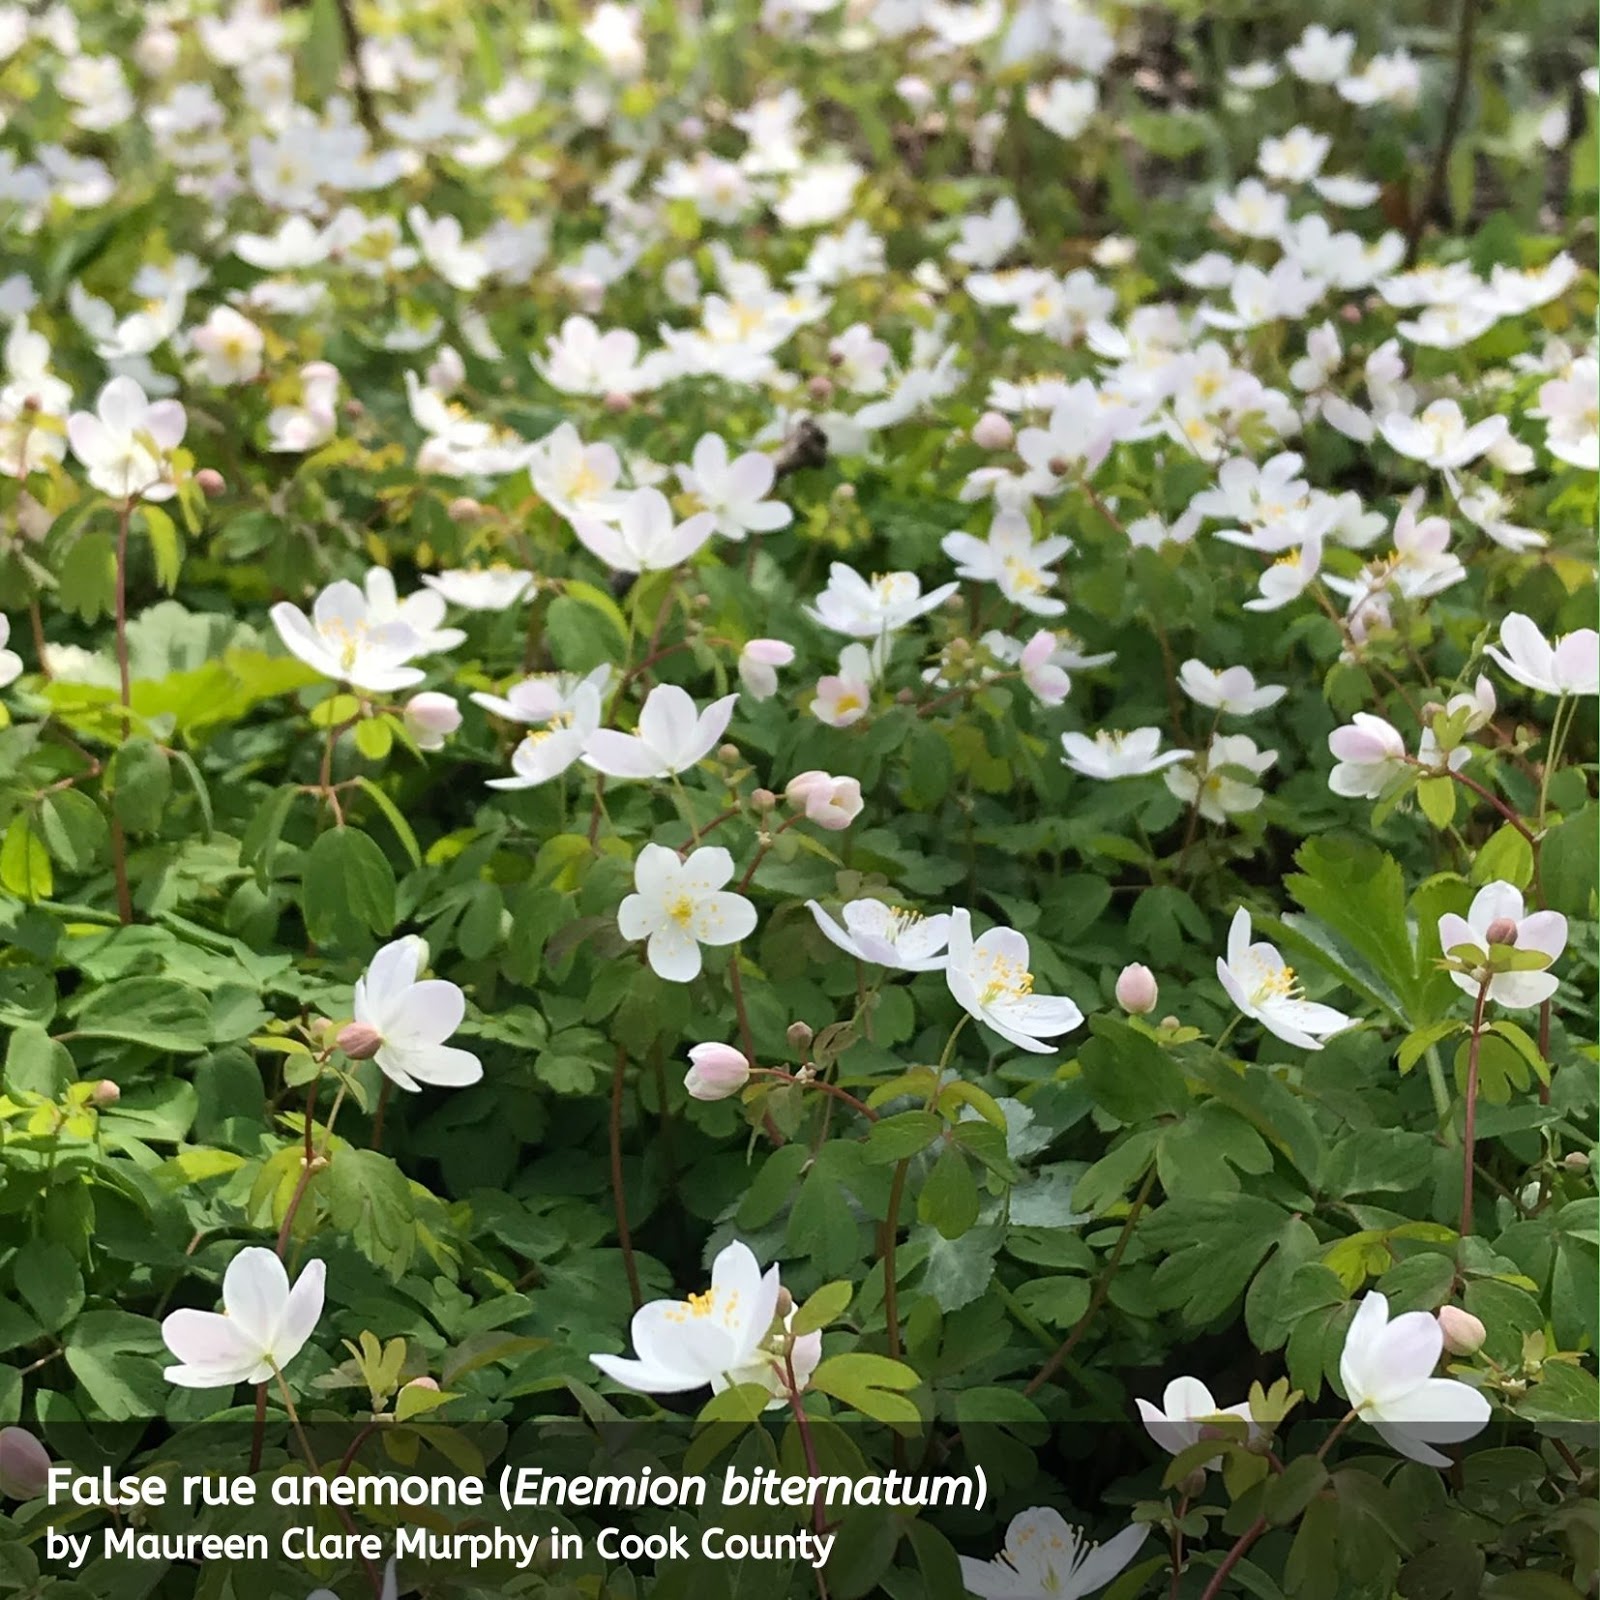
[
  {"left": 785, "top": 770, "right": 863, "bottom": 830},
  {"left": 1178, "top": 659, "right": 1287, "bottom": 716},
  {"left": 583, "top": 684, "right": 739, "bottom": 780},
  {"left": 1216, "top": 907, "right": 1354, "bottom": 1051},
  {"left": 270, "top": 580, "right": 428, "bottom": 694},
  {"left": 352, "top": 937, "right": 483, "bottom": 1092},
  {"left": 737, "top": 639, "right": 795, "bottom": 700},
  {"left": 1485, "top": 613, "right": 1599, "bottom": 697},
  {"left": 617, "top": 844, "right": 757, "bottom": 982},
  {"left": 1437, "top": 882, "right": 1568, "bottom": 1010},
  {"left": 402, "top": 692, "right": 461, "bottom": 751},
  {"left": 1326, "top": 713, "right": 1409, "bottom": 798},
  {"left": 806, "top": 899, "right": 951, "bottom": 971},
  {"left": 806, "top": 562, "right": 958, "bottom": 638},
  {"left": 0, "top": 616, "right": 20, "bottom": 689},
  {"left": 1136, "top": 1376, "right": 1256, "bottom": 1466},
  {"left": 1339, "top": 1291, "right": 1492, "bottom": 1467},
  {"left": 572, "top": 486, "right": 716, "bottom": 574},
  {"left": 161, "top": 1247, "right": 325, "bottom": 1389},
  {"left": 946, "top": 909, "right": 1083, "bottom": 1055},
  {"left": 590, "top": 1240, "right": 818, "bottom": 1401},
  {"left": 959, "top": 1508, "right": 1147, "bottom": 1600},
  {"left": 487, "top": 683, "right": 603, "bottom": 790}
]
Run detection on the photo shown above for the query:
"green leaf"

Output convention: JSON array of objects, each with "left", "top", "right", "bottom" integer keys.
[
  {"left": 791, "top": 1280, "right": 853, "bottom": 1337},
  {"left": 240, "top": 784, "right": 300, "bottom": 889},
  {"left": 864, "top": 1110, "right": 943, "bottom": 1163},
  {"left": 37, "top": 788, "right": 108, "bottom": 873},
  {"left": 301, "top": 827, "right": 397, "bottom": 949},
  {"left": 1472, "top": 824, "right": 1534, "bottom": 891},
  {"left": 13, "top": 1241, "right": 84, "bottom": 1334},
  {"left": 71, "top": 977, "right": 212, "bottom": 1053},
  {"left": 1265, "top": 1455, "right": 1328, "bottom": 1525},
  {"left": 323, "top": 1148, "right": 417, "bottom": 1278},
  {"left": 1077, "top": 1014, "right": 1190, "bottom": 1124},
  {"left": 0, "top": 814, "right": 51, "bottom": 901},
  {"left": 1541, "top": 803, "right": 1598, "bottom": 917},
  {"left": 353, "top": 776, "right": 423, "bottom": 867},
  {"left": 917, "top": 1145, "right": 979, "bottom": 1240},
  {"left": 109, "top": 738, "right": 173, "bottom": 836},
  {"left": 65, "top": 1311, "right": 168, "bottom": 1419},
  {"left": 1416, "top": 775, "right": 1456, "bottom": 829},
  {"left": 809, "top": 1353, "right": 921, "bottom": 1423}
]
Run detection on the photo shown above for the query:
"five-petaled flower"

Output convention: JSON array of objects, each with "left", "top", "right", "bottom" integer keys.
[{"left": 617, "top": 844, "right": 757, "bottom": 982}]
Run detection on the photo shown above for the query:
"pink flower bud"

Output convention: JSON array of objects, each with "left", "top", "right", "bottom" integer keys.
[
  {"left": 807, "top": 375, "right": 835, "bottom": 404},
  {"left": 786, "top": 1021, "right": 814, "bottom": 1053},
  {"left": 337, "top": 1021, "right": 384, "bottom": 1061},
  {"left": 971, "top": 411, "right": 1014, "bottom": 450},
  {"left": 404, "top": 1376, "right": 440, "bottom": 1392},
  {"left": 802, "top": 775, "right": 863, "bottom": 831},
  {"left": 1483, "top": 918, "right": 1519, "bottom": 948},
  {"left": 1437, "top": 1305, "right": 1486, "bottom": 1356},
  {"left": 784, "top": 770, "right": 831, "bottom": 806},
  {"left": 447, "top": 497, "right": 485, "bottom": 524},
  {"left": 403, "top": 692, "right": 462, "bottom": 751},
  {"left": 603, "top": 392, "right": 633, "bottom": 413},
  {"left": 89, "top": 1079, "right": 121, "bottom": 1106},
  {"left": 195, "top": 468, "right": 226, "bottom": 500},
  {"left": 684, "top": 1043, "right": 751, "bottom": 1101},
  {"left": 738, "top": 638, "right": 796, "bottom": 701},
  {"left": 1115, "top": 963, "right": 1159, "bottom": 1015},
  {"left": 0, "top": 1429, "right": 50, "bottom": 1500}
]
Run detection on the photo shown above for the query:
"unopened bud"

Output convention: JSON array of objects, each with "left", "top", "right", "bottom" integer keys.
[
  {"left": 751, "top": 788, "right": 778, "bottom": 812},
  {"left": 0, "top": 1429, "right": 51, "bottom": 1500},
  {"left": 403, "top": 691, "right": 462, "bottom": 751},
  {"left": 971, "top": 411, "right": 1014, "bottom": 450},
  {"left": 774, "top": 1286, "right": 794, "bottom": 1316},
  {"left": 603, "top": 391, "right": 632, "bottom": 413},
  {"left": 1484, "top": 918, "right": 1519, "bottom": 947},
  {"left": 832, "top": 483, "right": 855, "bottom": 502},
  {"left": 1159, "top": 1015, "right": 1181, "bottom": 1031},
  {"left": 684, "top": 1042, "right": 751, "bottom": 1101},
  {"left": 1047, "top": 455, "right": 1070, "bottom": 477},
  {"left": 1180, "top": 1468, "right": 1207, "bottom": 1499},
  {"left": 786, "top": 1020, "right": 814, "bottom": 1052},
  {"left": 404, "top": 1376, "right": 440, "bottom": 1392},
  {"left": 807, "top": 375, "right": 834, "bottom": 403},
  {"left": 89, "top": 1079, "right": 121, "bottom": 1107},
  {"left": 1437, "top": 1305, "right": 1487, "bottom": 1356},
  {"left": 343, "top": 398, "right": 365, "bottom": 420},
  {"left": 1115, "top": 963, "right": 1158, "bottom": 1015},
  {"left": 717, "top": 743, "right": 740, "bottom": 764},
  {"left": 896, "top": 687, "right": 916, "bottom": 703},
  {"left": 447, "top": 496, "right": 485, "bottom": 525},
  {"left": 195, "top": 468, "right": 226, "bottom": 499},
  {"left": 337, "top": 1021, "right": 383, "bottom": 1060},
  {"left": 1340, "top": 303, "right": 1363, "bottom": 324},
  {"left": 1421, "top": 701, "right": 1444, "bottom": 722},
  {"left": 1563, "top": 1151, "right": 1589, "bottom": 1173}
]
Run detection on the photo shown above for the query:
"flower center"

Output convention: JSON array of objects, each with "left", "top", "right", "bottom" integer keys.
[
  {"left": 667, "top": 894, "right": 696, "bottom": 927},
  {"left": 979, "top": 951, "right": 1034, "bottom": 1006}
]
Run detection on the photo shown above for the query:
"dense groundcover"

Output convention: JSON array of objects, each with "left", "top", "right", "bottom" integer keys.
[{"left": 0, "top": 1, "right": 1596, "bottom": 1597}]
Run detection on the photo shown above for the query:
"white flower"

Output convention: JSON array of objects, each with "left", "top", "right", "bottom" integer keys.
[
  {"left": 161, "top": 1247, "right": 325, "bottom": 1389},
  {"left": 406, "top": 206, "right": 489, "bottom": 291},
  {"left": 1061, "top": 728, "right": 1189, "bottom": 780},
  {"left": 1327, "top": 714, "right": 1409, "bottom": 798},
  {"left": 1166, "top": 734, "right": 1276, "bottom": 822},
  {"left": 785, "top": 769, "right": 863, "bottom": 830},
  {"left": 960, "top": 1508, "right": 1146, "bottom": 1600},
  {"left": 1136, "top": 1376, "right": 1256, "bottom": 1465},
  {"left": 1178, "top": 660, "right": 1286, "bottom": 716},
  {"left": 534, "top": 315, "right": 644, "bottom": 397},
  {"left": 1258, "top": 126, "right": 1330, "bottom": 184},
  {"left": 590, "top": 1241, "right": 819, "bottom": 1404},
  {"left": 266, "top": 362, "right": 339, "bottom": 454},
  {"left": 1531, "top": 358, "right": 1599, "bottom": 470},
  {"left": 942, "top": 512, "right": 1070, "bottom": 616},
  {"left": 948, "top": 196, "right": 1023, "bottom": 269},
  {"left": 617, "top": 844, "right": 757, "bottom": 982},
  {"left": 945, "top": 909, "right": 1083, "bottom": 1055},
  {"left": 1287, "top": 24, "right": 1355, "bottom": 83},
  {"left": 487, "top": 684, "right": 603, "bottom": 790},
  {"left": 806, "top": 899, "right": 951, "bottom": 971},
  {"left": 1380, "top": 400, "right": 1508, "bottom": 470},
  {"left": 737, "top": 639, "right": 794, "bottom": 700},
  {"left": 573, "top": 486, "right": 716, "bottom": 574},
  {"left": 270, "top": 580, "right": 427, "bottom": 694},
  {"left": 806, "top": 562, "right": 958, "bottom": 638},
  {"left": 1485, "top": 612, "right": 1599, "bottom": 697},
  {"left": 1339, "top": 1291, "right": 1491, "bottom": 1467},
  {"left": 363, "top": 568, "right": 465, "bottom": 656},
  {"left": 0, "top": 616, "right": 20, "bottom": 689},
  {"left": 420, "top": 569, "right": 536, "bottom": 612},
  {"left": 190, "top": 306, "right": 264, "bottom": 386},
  {"left": 1245, "top": 538, "right": 1322, "bottom": 612},
  {"left": 353, "top": 937, "right": 483, "bottom": 1092},
  {"left": 1026, "top": 78, "right": 1098, "bottom": 140},
  {"left": 472, "top": 665, "right": 613, "bottom": 724},
  {"left": 1216, "top": 907, "right": 1355, "bottom": 1050},
  {"left": 528, "top": 423, "right": 626, "bottom": 523},
  {"left": 583, "top": 684, "right": 739, "bottom": 780},
  {"left": 675, "top": 434, "right": 791, "bottom": 541},
  {"left": 810, "top": 644, "right": 877, "bottom": 727},
  {"left": 402, "top": 692, "right": 461, "bottom": 751},
  {"left": 1438, "top": 882, "right": 1568, "bottom": 1010},
  {"left": 67, "top": 376, "right": 186, "bottom": 502}
]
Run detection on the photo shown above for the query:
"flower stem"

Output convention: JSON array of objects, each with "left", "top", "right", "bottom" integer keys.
[
  {"left": 881, "top": 1158, "right": 911, "bottom": 1361},
  {"left": 1198, "top": 1516, "right": 1267, "bottom": 1600},
  {"left": 1024, "top": 1163, "right": 1157, "bottom": 1397},
  {"left": 757, "top": 1069, "right": 878, "bottom": 1121},
  {"left": 110, "top": 497, "right": 135, "bottom": 924},
  {"left": 1459, "top": 979, "right": 1492, "bottom": 1238},
  {"left": 610, "top": 1045, "right": 642, "bottom": 1311}
]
